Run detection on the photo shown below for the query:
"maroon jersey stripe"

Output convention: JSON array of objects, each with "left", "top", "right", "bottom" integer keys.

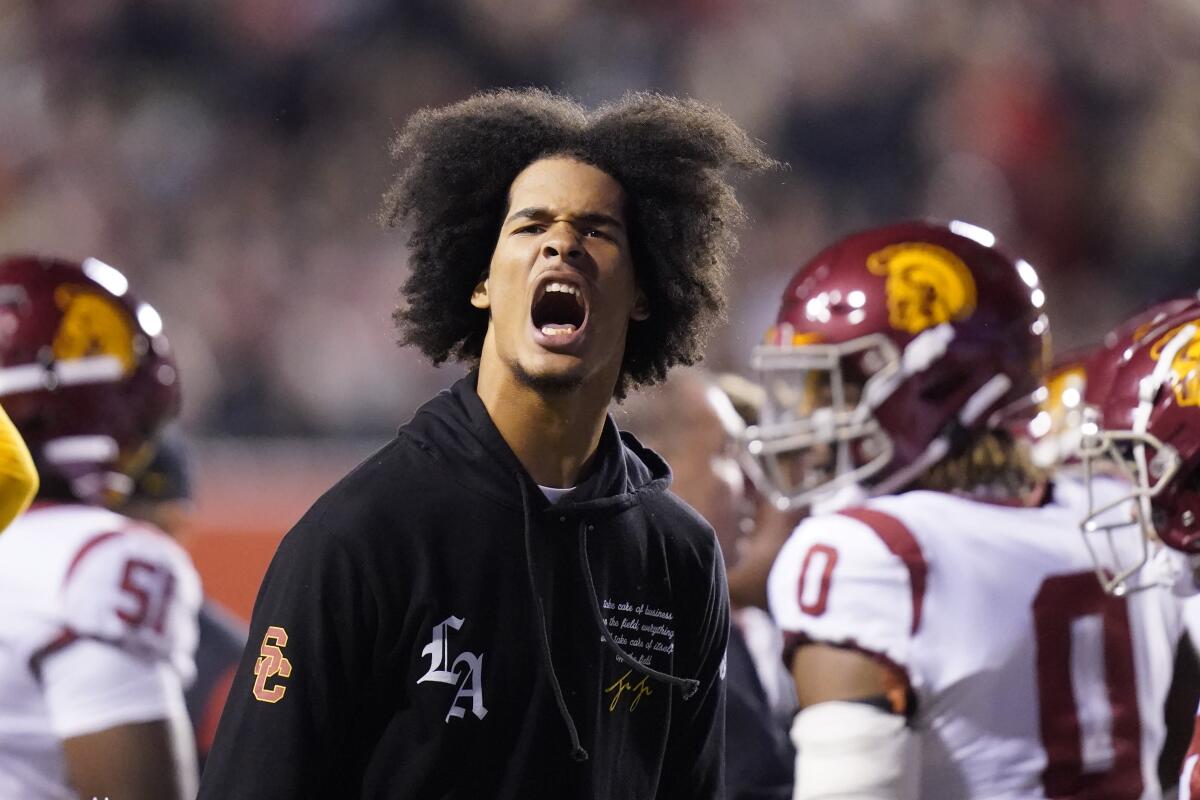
[
  {"left": 838, "top": 507, "right": 927, "bottom": 635},
  {"left": 62, "top": 530, "right": 122, "bottom": 587}
]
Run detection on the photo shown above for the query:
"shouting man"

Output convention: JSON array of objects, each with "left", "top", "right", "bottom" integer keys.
[{"left": 199, "top": 89, "right": 774, "bottom": 799}]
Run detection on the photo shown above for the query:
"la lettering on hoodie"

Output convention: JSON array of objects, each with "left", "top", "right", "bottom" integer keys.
[{"left": 199, "top": 373, "right": 730, "bottom": 799}]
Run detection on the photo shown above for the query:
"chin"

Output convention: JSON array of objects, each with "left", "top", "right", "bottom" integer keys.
[{"left": 511, "top": 358, "right": 587, "bottom": 395}]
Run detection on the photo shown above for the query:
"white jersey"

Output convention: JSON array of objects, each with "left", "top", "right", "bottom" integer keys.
[
  {"left": 769, "top": 478, "right": 1184, "bottom": 799},
  {"left": 0, "top": 503, "right": 201, "bottom": 799}
]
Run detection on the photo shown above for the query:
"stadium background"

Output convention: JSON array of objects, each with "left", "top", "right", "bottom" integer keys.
[{"left": 2, "top": 0, "right": 1199, "bottom": 619}]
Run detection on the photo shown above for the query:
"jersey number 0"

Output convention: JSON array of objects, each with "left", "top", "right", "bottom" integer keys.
[{"left": 1032, "top": 572, "right": 1142, "bottom": 798}]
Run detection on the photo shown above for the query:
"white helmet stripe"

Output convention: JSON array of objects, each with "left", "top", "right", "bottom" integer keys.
[
  {"left": 1134, "top": 323, "right": 1196, "bottom": 437},
  {"left": 959, "top": 373, "right": 1014, "bottom": 427},
  {"left": 0, "top": 364, "right": 47, "bottom": 395},
  {"left": 1130, "top": 323, "right": 1195, "bottom": 542},
  {"left": 43, "top": 435, "right": 120, "bottom": 464},
  {"left": 900, "top": 323, "right": 954, "bottom": 375},
  {"left": 0, "top": 356, "right": 126, "bottom": 396}
]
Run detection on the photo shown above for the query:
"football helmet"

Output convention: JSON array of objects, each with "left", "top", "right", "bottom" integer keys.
[
  {"left": 0, "top": 255, "right": 180, "bottom": 504},
  {"left": 742, "top": 220, "right": 1049, "bottom": 510},
  {"left": 1025, "top": 294, "right": 1200, "bottom": 471},
  {"left": 1078, "top": 296, "right": 1200, "bottom": 593}
]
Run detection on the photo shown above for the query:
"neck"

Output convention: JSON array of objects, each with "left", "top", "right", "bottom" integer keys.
[{"left": 476, "top": 360, "right": 613, "bottom": 488}]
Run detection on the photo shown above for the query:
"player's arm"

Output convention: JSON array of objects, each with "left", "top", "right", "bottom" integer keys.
[
  {"left": 658, "top": 532, "right": 732, "bottom": 799},
  {"left": 64, "top": 720, "right": 187, "bottom": 800},
  {"left": 767, "top": 512, "right": 923, "bottom": 800},
  {"left": 0, "top": 402, "right": 38, "bottom": 532},
  {"left": 64, "top": 720, "right": 186, "bottom": 799},
  {"left": 198, "top": 515, "right": 378, "bottom": 798},
  {"left": 789, "top": 645, "right": 915, "bottom": 800}
]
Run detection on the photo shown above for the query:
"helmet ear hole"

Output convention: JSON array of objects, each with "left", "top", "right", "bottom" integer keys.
[
  {"left": 916, "top": 363, "right": 970, "bottom": 403},
  {"left": 918, "top": 375, "right": 960, "bottom": 403},
  {"left": 1184, "top": 466, "right": 1200, "bottom": 493},
  {"left": 1152, "top": 506, "right": 1171, "bottom": 535}
]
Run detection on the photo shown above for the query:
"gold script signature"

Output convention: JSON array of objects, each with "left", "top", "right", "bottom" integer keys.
[{"left": 605, "top": 669, "right": 653, "bottom": 712}]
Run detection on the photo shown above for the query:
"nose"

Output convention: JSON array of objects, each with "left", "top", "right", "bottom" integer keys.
[{"left": 541, "top": 223, "right": 584, "bottom": 263}]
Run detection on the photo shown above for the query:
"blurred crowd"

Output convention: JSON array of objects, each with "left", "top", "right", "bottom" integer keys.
[{"left": 2, "top": 0, "right": 1199, "bottom": 436}]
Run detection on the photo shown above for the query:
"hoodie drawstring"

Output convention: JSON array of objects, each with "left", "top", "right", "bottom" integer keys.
[
  {"left": 576, "top": 523, "right": 700, "bottom": 700},
  {"left": 519, "top": 482, "right": 589, "bottom": 763},
  {"left": 518, "top": 481, "right": 704, "bottom": 765}
]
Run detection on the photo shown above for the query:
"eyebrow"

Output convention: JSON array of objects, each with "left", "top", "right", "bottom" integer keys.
[{"left": 505, "top": 207, "right": 625, "bottom": 231}]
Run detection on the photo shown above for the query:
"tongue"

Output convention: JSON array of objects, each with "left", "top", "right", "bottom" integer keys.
[{"left": 541, "top": 324, "right": 577, "bottom": 337}]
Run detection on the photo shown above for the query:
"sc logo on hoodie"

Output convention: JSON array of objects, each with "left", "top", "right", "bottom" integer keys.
[
  {"left": 253, "top": 626, "right": 293, "bottom": 703},
  {"left": 417, "top": 615, "right": 488, "bottom": 723}
]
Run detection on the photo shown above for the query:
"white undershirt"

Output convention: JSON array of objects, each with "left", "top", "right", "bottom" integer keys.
[{"left": 539, "top": 484, "right": 575, "bottom": 504}]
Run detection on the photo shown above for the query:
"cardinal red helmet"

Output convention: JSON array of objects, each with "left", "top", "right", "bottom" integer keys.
[
  {"left": 1078, "top": 297, "right": 1200, "bottom": 590},
  {"left": 0, "top": 255, "right": 180, "bottom": 504},
  {"left": 742, "top": 220, "right": 1049, "bottom": 509},
  {"left": 1023, "top": 294, "right": 1200, "bottom": 473}
]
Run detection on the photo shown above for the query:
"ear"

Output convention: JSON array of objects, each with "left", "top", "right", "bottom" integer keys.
[
  {"left": 470, "top": 276, "right": 490, "bottom": 310},
  {"left": 630, "top": 288, "right": 650, "bottom": 322}
]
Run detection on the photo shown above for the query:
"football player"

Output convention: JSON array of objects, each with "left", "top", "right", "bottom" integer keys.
[
  {"left": 1062, "top": 298, "right": 1200, "bottom": 797},
  {"left": 0, "top": 255, "right": 201, "bottom": 799},
  {"left": 1027, "top": 295, "right": 1200, "bottom": 793},
  {"left": 746, "top": 221, "right": 1186, "bottom": 798}
]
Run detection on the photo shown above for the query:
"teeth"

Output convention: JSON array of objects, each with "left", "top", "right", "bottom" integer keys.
[
  {"left": 541, "top": 324, "right": 577, "bottom": 336},
  {"left": 545, "top": 282, "right": 583, "bottom": 305}
]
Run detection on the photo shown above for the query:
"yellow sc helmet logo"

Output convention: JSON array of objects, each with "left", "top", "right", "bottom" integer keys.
[
  {"left": 52, "top": 285, "right": 136, "bottom": 375},
  {"left": 866, "top": 243, "right": 978, "bottom": 335}
]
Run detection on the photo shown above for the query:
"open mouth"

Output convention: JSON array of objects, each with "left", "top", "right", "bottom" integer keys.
[{"left": 530, "top": 278, "right": 588, "bottom": 341}]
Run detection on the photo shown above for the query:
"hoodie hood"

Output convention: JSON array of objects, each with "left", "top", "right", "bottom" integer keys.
[{"left": 402, "top": 372, "right": 672, "bottom": 518}]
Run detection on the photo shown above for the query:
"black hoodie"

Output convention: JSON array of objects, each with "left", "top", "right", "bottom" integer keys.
[{"left": 198, "top": 374, "right": 730, "bottom": 799}]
